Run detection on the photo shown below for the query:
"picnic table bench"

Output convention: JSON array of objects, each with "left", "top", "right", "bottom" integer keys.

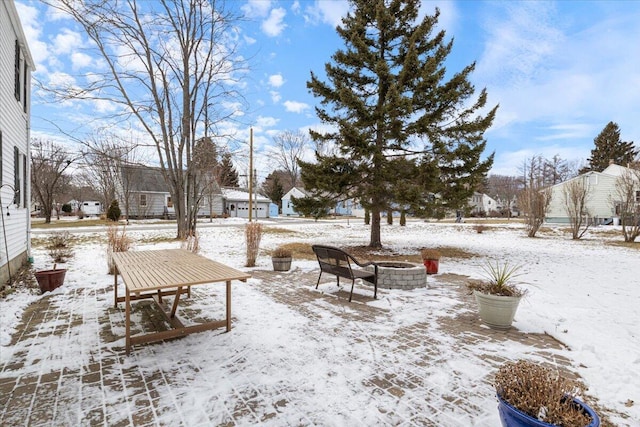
[{"left": 311, "top": 245, "right": 378, "bottom": 302}]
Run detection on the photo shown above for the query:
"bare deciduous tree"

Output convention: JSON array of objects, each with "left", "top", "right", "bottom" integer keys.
[
  {"left": 30, "top": 139, "right": 75, "bottom": 223},
  {"left": 563, "top": 178, "right": 591, "bottom": 240},
  {"left": 79, "top": 132, "right": 144, "bottom": 220},
  {"left": 518, "top": 156, "right": 552, "bottom": 237},
  {"left": 43, "top": 0, "right": 247, "bottom": 238},
  {"left": 268, "top": 130, "right": 308, "bottom": 190},
  {"left": 486, "top": 174, "right": 522, "bottom": 218},
  {"left": 612, "top": 169, "right": 640, "bottom": 242}
]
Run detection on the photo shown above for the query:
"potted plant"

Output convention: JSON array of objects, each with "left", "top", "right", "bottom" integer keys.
[
  {"left": 420, "top": 248, "right": 441, "bottom": 274},
  {"left": 34, "top": 231, "right": 73, "bottom": 293},
  {"left": 271, "top": 245, "right": 292, "bottom": 271},
  {"left": 34, "top": 264, "right": 67, "bottom": 293},
  {"left": 495, "top": 359, "right": 600, "bottom": 427},
  {"left": 468, "top": 261, "right": 526, "bottom": 330}
]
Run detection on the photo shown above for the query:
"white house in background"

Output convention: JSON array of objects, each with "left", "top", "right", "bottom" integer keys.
[
  {"left": 281, "top": 187, "right": 307, "bottom": 216},
  {"left": 546, "top": 164, "right": 639, "bottom": 225},
  {"left": 222, "top": 188, "right": 271, "bottom": 219},
  {"left": 0, "top": 1, "right": 34, "bottom": 284},
  {"left": 468, "top": 192, "right": 498, "bottom": 216}
]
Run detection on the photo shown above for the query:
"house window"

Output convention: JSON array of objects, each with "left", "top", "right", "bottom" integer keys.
[
  {"left": 167, "top": 196, "right": 173, "bottom": 208},
  {"left": 140, "top": 194, "right": 147, "bottom": 206},
  {"left": 23, "top": 63, "right": 28, "bottom": 113},
  {"left": 14, "top": 40, "right": 21, "bottom": 102},
  {"left": 635, "top": 191, "right": 640, "bottom": 203}
]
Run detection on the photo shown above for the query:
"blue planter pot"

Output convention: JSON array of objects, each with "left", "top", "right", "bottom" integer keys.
[{"left": 498, "top": 394, "right": 600, "bottom": 427}]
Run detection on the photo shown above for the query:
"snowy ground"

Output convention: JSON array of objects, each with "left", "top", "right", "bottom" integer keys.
[{"left": 1, "top": 217, "right": 638, "bottom": 425}]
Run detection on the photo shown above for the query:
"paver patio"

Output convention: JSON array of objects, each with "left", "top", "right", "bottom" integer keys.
[{"left": 0, "top": 268, "right": 615, "bottom": 426}]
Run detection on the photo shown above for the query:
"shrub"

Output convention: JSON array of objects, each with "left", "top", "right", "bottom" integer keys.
[
  {"left": 420, "top": 249, "right": 441, "bottom": 260},
  {"left": 106, "top": 224, "right": 132, "bottom": 274},
  {"left": 495, "top": 360, "right": 592, "bottom": 426},
  {"left": 61, "top": 203, "right": 72, "bottom": 213},
  {"left": 272, "top": 246, "right": 292, "bottom": 258},
  {"left": 107, "top": 200, "right": 122, "bottom": 222},
  {"left": 47, "top": 231, "right": 74, "bottom": 263},
  {"left": 245, "top": 222, "right": 262, "bottom": 267}
]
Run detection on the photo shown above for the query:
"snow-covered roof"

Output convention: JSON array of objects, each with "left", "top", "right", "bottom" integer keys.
[{"left": 221, "top": 188, "right": 271, "bottom": 203}]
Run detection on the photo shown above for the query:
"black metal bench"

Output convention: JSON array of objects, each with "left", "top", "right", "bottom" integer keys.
[{"left": 311, "top": 245, "right": 378, "bottom": 302}]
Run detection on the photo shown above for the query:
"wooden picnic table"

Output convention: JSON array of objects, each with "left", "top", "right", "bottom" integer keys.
[{"left": 112, "top": 249, "right": 251, "bottom": 354}]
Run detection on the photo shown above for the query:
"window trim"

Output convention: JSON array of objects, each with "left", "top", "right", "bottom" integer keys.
[{"left": 139, "top": 194, "right": 147, "bottom": 207}]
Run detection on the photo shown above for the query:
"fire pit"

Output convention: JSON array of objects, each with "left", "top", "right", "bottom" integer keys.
[{"left": 366, "top": 261, "right": 427, "bottom": 290}]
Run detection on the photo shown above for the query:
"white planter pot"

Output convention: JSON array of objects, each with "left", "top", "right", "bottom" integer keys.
[{"left": 473, "top": 291, "right": 522, "bottom": 330}]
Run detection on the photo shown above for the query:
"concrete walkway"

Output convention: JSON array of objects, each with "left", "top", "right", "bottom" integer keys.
[{"left": 0, "top": 269, "right": 614, "bottom": 426}]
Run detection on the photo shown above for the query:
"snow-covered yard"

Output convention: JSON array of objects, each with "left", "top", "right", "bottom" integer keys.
[{"left": 1, "top": 218, "right": 638, "bottom": 426}]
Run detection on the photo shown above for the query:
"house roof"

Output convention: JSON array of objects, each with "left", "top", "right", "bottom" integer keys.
[
  {"left": 122, "top": 166, "right": 169, "bottom": 193},
  {"left": 222, "top": 188, "right": 271, "bottom": 203},
  {"left": 282, "top": 187, "right": 308, "bottom": 199}
]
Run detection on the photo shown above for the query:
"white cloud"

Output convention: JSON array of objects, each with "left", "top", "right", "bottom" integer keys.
[
  {"left": 304, "top": 0, "right": 350, "bottom": 28},
  {"left": 283, "top": 100, "right": 310, "bottom": 113},
  {"left": 256, "top": 116, "right": 279, "bottom": 128},
  {"left": 71, "top": 52, "right": 93, "bottom": 70},
  {"left": 52, "top": 29, "right": 85, "bottom": 55},
  {"left": 262, "top": 8, "right": 287, "bottom": 37},
  {"left": 241, "top": 0, "right": 272, "bottom": 18},
  {"left": 48, "top": 71, "right": 76, "bottom": 87},
  {"left": 270, "top": 91, "right": 281, "bottom": 103},
  {"left": 268, "top": 73, "right": 285, "bottom": 88}
]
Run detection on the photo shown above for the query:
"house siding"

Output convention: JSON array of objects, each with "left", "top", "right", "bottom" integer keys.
[
  {"left": 0, "top": 1, "right": 33, "bottom": 283},
  {"left": 281, "top": 188, "right": 306, "bottom": 216},
  {"left": 546, "top": 173, "right": 620, "bottom": 223}
]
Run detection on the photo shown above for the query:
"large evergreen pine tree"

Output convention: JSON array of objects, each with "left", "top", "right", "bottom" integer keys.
[
  {"left": 218, "top": 152, "right": 239, "bottom": 187},
  {"left": 585, "top": 121, "right": 637, "bottom": 172},
  {"left": 299, "top": 0, "right": 497, "bottom": 247}
]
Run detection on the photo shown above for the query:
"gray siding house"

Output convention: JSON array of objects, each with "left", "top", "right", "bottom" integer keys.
[
  {"left": 118, "top": 166, "right": 224, "bottom": 219},
  {"left": 0, "top": 1, "right": 34, "bottom": 284}
]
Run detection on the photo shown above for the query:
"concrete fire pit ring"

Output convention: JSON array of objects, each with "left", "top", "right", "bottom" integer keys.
[{"left": 366, "top": 261, "right": 427, "bottom": 290}]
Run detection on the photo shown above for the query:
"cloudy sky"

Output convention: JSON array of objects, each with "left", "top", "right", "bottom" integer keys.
[{"left": 15, "top": 0, "right": 640, "bottom": 179}]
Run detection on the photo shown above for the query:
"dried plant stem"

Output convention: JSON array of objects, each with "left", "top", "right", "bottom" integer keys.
[
  {"left": 106, "top": 225, "right": 132, "bottom": 274},
  {"left": 181, "top": 231, "right": 200, "bottom": 254},
  {"left": 495, "top": 360, "right": 591, "bottom": 426},
  {"left": 245, "top": 222, "right": 262, "bottom": 267}
]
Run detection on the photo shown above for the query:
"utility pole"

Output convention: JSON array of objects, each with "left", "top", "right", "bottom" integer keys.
[{"left": 248, "top": 127, "right": 253, "bottom": 222}]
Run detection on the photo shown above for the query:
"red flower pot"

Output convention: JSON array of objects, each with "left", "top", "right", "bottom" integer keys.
[{"left": 423, "top": 259, "right": 439, "bottom": 274}]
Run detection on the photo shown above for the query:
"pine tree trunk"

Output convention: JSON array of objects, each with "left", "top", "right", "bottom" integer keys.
[{"left": 369, "top": 208, "right": 382, "bottom": 248}]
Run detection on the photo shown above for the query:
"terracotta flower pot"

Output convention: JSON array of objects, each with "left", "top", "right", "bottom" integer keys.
[{"left": 34, "top": 269, "right": 67, "bottom": 293}]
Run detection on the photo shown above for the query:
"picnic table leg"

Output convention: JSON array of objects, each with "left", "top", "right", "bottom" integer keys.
[
  {"left": 226, "top": 280, "right": 231, "bottom": 332},
  {"left": 125, "top": 287, "right": 131, "bottom": 355},
  {"left": 170, "top": 287, "right": 182, "bottom": 318},
  {"left": 113, "top": 270, "right": 118, "bottom": 308}
]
